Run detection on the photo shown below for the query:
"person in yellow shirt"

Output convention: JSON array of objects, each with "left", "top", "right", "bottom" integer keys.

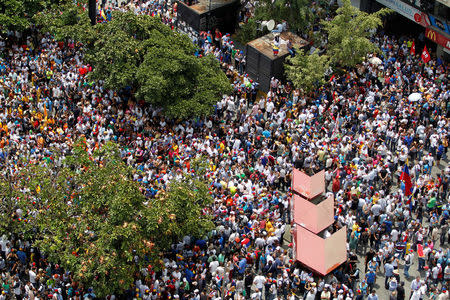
[
  {"left": 266, "top": 220, "right": 275, "bottom": 236},
  {"left": 37, "top": 135, "right": 44, "bottom": 148},
  {"left": 219, "top": 141, "right": 225, "bottom": 153},
  {"left": 286, "top": 134, "right": 292, "bottom": 145},
  {"left": 372, "top": 192, "right": 380, "bottom": 204},
  {"left": 2, "top": 123, "right": 8, "bottom": 135}
]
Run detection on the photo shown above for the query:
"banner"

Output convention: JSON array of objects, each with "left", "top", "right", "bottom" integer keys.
[
  {"left": 426, "top": 27, "right": 450, "bottom": 50},
  {"left": 375, "top": 0, "right": 429, "bottom": 27},
  {"left": 421, "top": 45, "right": 431, "bottom": 63},
  {"left": 435, "top": 0, "right": 449, "bottom": 7},
  {"left": 428, "top": 15, "right": 450, "bottom": 36}
]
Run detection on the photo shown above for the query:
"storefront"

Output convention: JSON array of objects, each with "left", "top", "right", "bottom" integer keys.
[{"left": 358, "top": 0, "right": 449, "bottom": 59}]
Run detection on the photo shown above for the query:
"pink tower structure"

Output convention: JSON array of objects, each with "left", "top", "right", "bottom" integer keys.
[{"left": 290, "top": 169, "right": 347, "bottom": 275}]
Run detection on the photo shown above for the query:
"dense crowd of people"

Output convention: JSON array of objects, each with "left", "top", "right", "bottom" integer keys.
[{"left": 0, "top": 0, "right": 449, "bottom": 299}]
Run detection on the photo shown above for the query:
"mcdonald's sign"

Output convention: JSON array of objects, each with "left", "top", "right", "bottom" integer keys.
[
  {"left": 426, "top": 28, "right": 437, "bottom": 42},
  {"left": 426, "top": 27, "right": 450, "bottom": 50}
]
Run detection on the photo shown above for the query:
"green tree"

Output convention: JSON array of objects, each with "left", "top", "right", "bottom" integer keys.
[
  {"left": 34, "top": 3, "right": 94, "bottom": 42},
  {"left": 235, "top": 18, "right": 258, "bottom": 45},
  {"left": 285, "top": 49, "right": 329, "bottom": 93},
  {"left": 253, "top": 0, "right": 313, "bottom": 34},
  {"left": 37, "top": 10, "right": 231, "bottom": 119},
  {"left": 321, "top": 0, "right": 390, "bottom": 67},
  {"left": 0, "top": 0, "right": 70, "bottom": 31},
  {"left": 12, "top": 140, "right": 213, "bottom": 297},
  {"left": 0, "top": 150, "right": 33, "bottom": 238}
]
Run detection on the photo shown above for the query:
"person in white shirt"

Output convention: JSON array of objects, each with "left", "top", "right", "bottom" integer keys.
[
  {"left": 390, "top": 228, "right": 399, "bottom": 242},
  {"left": 29, "top": 268, "right": 37, "bottom": 286},
  {"left": 253, "top": 274, "right": 266, "bottom": 291}
]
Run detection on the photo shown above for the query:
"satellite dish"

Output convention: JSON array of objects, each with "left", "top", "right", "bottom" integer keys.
[
  {"left": 266, "top": 19, "right": 275, "bottom": 31},
  {"left": 260, "top": 20, "right": 275, "bottom": 31}
]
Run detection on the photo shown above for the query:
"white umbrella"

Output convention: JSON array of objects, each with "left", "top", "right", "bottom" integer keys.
[
  {"left": 368, "top": 57, "right": 382, "bottom": 65},
  {"left": 408, "top": 93, "right": 422, "bottom": 102}
]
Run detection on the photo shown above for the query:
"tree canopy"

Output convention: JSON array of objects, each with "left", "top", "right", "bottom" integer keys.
[
  {"left": 0, "top": 0, "right": 71, "bottom": 31},
  {"left": 285, "top": 49, "right": 330, "bottom": 93},
  {"left": 321, "top": 0, "right": 390, "bottom": 67},
  {"left": 254, "top": 0, "right": 313, "bottom": 34},
  {"left": 36, "top": 10, "right": 232, "bottom": 119},
  {"left": 5, "top": 140, "right": 213, "bottom": 297}
]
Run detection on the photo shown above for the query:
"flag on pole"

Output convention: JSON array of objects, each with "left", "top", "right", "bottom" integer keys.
[
  {"left": 101, "top": 9, "right": 107, "bottom": 20},
  {"left": 331, "top": 113, "right": 340, "bottom": 140},
  {"left": 406, "top": 194, "right": 414, "bottom": 212},
  {"left": 410, "top": 41, "right": 415, "bottom": 55},
  {"left": 421, "top": 45, "right": 431, "bottom": 63},
  {"left": 400, "top": 164, "right": 413, "bottom": 196}
]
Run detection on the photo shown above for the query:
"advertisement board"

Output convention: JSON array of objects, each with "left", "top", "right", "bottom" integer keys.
[
  {"left": 375, "top": 0, "right": 430, "bottom": 27},
  {"left": 428, "top": 15, "right": 450, "bottom": 36},
  {"left": 435, "top": 0, "right": 449, "bottom": 7},
  {"left": 426, "top": 27, "right": 450, "bottom": 50}
]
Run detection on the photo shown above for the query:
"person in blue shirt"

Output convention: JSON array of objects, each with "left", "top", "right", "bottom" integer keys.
[
  {"left": 238, "top": 256, "right": 247, "bottom": 276},
  {"left": 384, "top": 259, "right": 394, "bottom": 289},
  {"left": 437, "top": 143, "right": 445, "bottom": 164},
  {"left": 16, "top": 248, "right": 26, "bottom": 265},
  {"left": 367, "top": 290, "right": 378, "bottom": 300},
  {"left": 365, "top": 269, "right": 376, "bottom": 291}
]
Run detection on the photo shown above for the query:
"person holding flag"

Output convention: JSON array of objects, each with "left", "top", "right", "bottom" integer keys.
[
  {"left": 400, "top": 163, "right": 413, "bottom": 197},
  {"left": 100, "top": 9, "right": 107, "bottom": 21},
  {"left": 421, "top": 45, "right": 431, "bottom": 63}
]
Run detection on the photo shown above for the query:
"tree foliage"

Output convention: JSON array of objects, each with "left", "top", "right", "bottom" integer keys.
[
  {"left": 0, "top": 0, "right": 71, "bottom": 31},
  {"left": 7, "top": 140, "right": 213, "bottom": 297},
  {"left": 235, "top": 18, "right": 259, "bottom": 45},
  {"left": 254, "top": 0, "right": 313, "bottom": 34},
  {"left": 34, "top": 3, "right": 94, "bottom": 42},
  {"left": 0, "top": 154, "right": 34, "bottom": 239},
  {"left": 321, "top": 0, "right": 390, "bottom": 67},
  {"left": 37, "top": 10, "right": 231, "bottom": 119},
  {"left": 285, "top": 49, "right": 330, "bottom": 93}
]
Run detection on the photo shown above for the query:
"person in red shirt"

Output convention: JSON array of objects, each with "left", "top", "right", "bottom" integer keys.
[{"left": 214, "top": 28, "right": 222, "bottom": 49}]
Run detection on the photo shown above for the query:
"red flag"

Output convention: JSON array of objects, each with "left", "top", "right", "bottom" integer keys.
[
  {"left": 410, "top": 41, "right": 415, "bottom": 55},
  {"left": 400, "top": 165, "right": 413, "bottom": 196},
  {"left": 421, "top": 45, "right": 431, "bottom": 63},
  {"left": 417, "top": 243, "right": 424, "bottom": 258}
]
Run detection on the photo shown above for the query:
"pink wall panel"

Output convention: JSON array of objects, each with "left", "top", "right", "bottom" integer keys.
[
  {"left": 292, "top": 169, "right": 325, "bottom": 199},
  {"left": 309, "top": 170, "right": 325, "bottom": 199},
  {"left": 295, "top": 225, "right": 326, "bottom": 274},
  {"left": 295, "top": 225, "right": 347, "bottom": 275},
  {"left": 292, "top": 194, "right": 334, "bottom": 234},
  {"left": 292, "top": 194, "right": 317, "bottom": 228},
  {"left": 291, "top": 169, "right": 346, "bottom": 276},
  {"left": 324, "top": 227, "right": 347, "bottom": 274},
  {"left": 316, "top": 194, "right": 334, "bottom": 232}
]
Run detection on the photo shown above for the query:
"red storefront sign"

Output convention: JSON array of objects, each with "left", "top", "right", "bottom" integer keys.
[{"left": 426, "top": 27, "right": 450, "bottom": 50}]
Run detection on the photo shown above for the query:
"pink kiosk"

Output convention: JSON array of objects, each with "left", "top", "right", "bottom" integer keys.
[{"left": 291, "top": 169, "right": 347, "bottom": 275}]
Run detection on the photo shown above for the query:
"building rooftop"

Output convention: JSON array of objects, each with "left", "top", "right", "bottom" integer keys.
[
  {"left": 247, "top": 31, "right": 309, "bottom": 60},
  {"left": 182, "top": 0, "right": 236, "bottom": 14}
]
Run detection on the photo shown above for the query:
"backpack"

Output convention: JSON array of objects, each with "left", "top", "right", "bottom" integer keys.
[{"left": 405, "top": 254, "right": 411, "bottom": 266}]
